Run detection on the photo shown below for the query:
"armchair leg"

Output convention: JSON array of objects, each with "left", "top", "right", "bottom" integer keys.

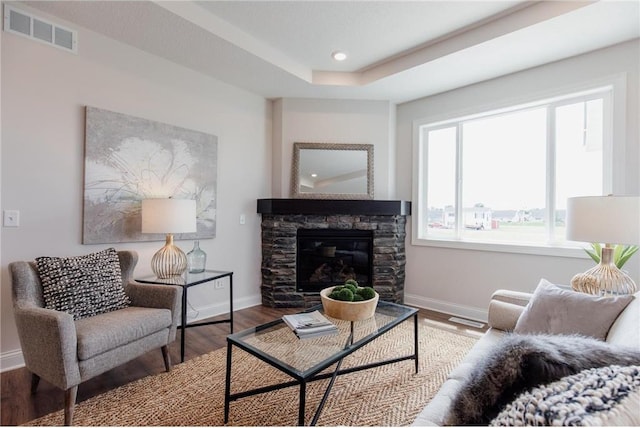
[
  {"left": 64, "top": 385, "right": 78, "bottom": 426},
  {"left": 161, "top": 345, "right": 172, "bottom": 372},
  {"left": 30, "top": 373, "right": 40, "bottom": 394}
]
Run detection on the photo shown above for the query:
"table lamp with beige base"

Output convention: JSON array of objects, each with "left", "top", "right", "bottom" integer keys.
[
  {"left": 141, "top": 198, "right": 197, "bottom": 279},
  {"left": 566, "top": 195, "right": 639, "bottom": 296}
]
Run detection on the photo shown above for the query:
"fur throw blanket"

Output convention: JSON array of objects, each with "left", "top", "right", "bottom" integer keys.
[{"left": 445, "top": 334, "right": 640, "bottom": 425}]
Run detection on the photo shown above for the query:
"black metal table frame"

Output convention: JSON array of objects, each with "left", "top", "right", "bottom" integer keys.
[
  {"left": 224, "top": 305, "right": 418, "bottom": 426},
  {"left": 136, "top": 270, "right": 234, "bottom": 363}
]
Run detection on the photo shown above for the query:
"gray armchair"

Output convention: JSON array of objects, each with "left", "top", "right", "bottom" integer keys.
[{"left": 9, "top": 250, "right": 182, "bottom": 425}]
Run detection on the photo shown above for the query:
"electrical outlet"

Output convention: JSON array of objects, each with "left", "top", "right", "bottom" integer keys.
[
  {"left": 3, "top": 210, "right": 20, "bottom": 227},
  {"left": 215, "top": 280, "right": 224, "bottom": 289}
]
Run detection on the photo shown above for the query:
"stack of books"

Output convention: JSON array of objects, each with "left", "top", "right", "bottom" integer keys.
[{"left": 283, "top": 310, "right": 339, "bottom": 339}]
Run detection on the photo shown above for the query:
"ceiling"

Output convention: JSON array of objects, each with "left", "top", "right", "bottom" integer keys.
[{"left": 21, "top": 0, "right": 640, "bottom": 104}]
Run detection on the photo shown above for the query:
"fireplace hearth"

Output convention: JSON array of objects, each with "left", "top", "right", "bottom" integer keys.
[{"left": 258, "top": 199, "right": 410, "bottom": 308}]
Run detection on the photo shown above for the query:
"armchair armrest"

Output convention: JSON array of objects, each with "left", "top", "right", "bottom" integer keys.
[
  {"left": 126, "top": 282, "right": 181, "bottom": 310},
  {"left": 126, "top": 282, "right": 182, "bottom": 339},
  {"left": 487, "top": 290, "right": 532, "bottom": 332},
  {"left": 14, "top": 307, "right": 80, "bottom": 390}
]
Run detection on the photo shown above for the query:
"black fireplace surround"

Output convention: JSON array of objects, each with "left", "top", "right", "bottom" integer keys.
[
  {"left": 258, "top": 199, "right": 410, "bottom": 308},
  {"left": 297, "top": 229, "right": 373, "bottom": 293}
]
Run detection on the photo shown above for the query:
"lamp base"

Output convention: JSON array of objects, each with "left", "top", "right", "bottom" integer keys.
[
  {"left": 151, "top": 234, "right": 187, "bottom": 279},
  {"left": 571, "top": 247, "right": 637, "bottom": 296}
]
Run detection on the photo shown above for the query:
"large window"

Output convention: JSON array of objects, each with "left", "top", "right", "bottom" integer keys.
[{"left": 414, "top": 87, "right": 612, "bottom": 251}]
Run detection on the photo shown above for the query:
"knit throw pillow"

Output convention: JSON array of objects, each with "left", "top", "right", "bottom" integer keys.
[
  {"left": 490, "top": 365, "right": 640, "bottom": 426},
  {"left": 36, "top": 248, "right": 131, "bottom": 320}
]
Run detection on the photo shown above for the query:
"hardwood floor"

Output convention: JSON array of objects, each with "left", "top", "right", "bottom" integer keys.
[{"left": 1, "top": 304, "right": 485, "bottom": 426}]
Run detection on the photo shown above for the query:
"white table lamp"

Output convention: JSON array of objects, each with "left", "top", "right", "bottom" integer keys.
[
  {"left": 566, "top": 195, "right": 640, "bottom": 295},
  {"left": 142, "top": 198, "right": 197, "bottom": 279}
]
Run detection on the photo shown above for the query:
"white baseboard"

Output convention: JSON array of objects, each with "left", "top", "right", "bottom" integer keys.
[
  {"left": 183, "top": 294, "right": 262, "bottom": 325},
  {"left": 1, "top": 294, "right": 263, "bottom": 373},
  {"left": 404, "top": 293, "right": 488, "bottom": 323},
  {"left": 1, "top": 349, "right": 25, "bottom": 373}
]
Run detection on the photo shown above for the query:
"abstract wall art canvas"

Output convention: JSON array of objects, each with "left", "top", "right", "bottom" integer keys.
[{"left": 83, "top": 106, "right": 217, "bottom": 244}]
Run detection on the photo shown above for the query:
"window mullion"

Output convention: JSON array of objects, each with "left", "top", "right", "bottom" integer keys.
[
  {"left": 417, "top": 127, "right": 427, "bottom": 238},
  {"left": 455, "top": 123, "right": 463, "bottom": 238},
  {"left": 546, "top": 105, "right": 556, "bottom": 244},
  {"left": 602, "top": 90, "right": 614, "bottom": 194}
]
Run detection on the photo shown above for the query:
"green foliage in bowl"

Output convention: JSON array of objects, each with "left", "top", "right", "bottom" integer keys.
[{"left": 328, "top": 280, "right": 376, "bottom": 302}]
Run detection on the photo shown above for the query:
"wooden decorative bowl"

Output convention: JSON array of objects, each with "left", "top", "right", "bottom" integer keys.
[{"left": 320, "top": 286, "right": 379, "bottom": 321}]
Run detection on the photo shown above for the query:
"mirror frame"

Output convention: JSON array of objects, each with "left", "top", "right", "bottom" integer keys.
[{"left": 291, "top": 142, "right": 374, "bottom": 200}]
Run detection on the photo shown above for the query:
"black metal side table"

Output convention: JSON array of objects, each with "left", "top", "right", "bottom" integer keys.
[{"left": 135, "top": 269, "right": 233, "bottom": 363}]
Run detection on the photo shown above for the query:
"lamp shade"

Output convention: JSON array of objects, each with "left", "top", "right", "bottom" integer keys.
[
  {"left": 141, "top": 198, "right": 197, "bottom": 234},
  {"left": 566, "top": 196, "right": 639, "bottom": 245}
]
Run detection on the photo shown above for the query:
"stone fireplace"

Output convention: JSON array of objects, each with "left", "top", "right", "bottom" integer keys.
[{"left": 258, "top": 199, "right": 411, "bottom": 308}]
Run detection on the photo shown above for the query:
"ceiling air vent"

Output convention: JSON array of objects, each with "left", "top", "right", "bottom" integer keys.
[{"left": 3, "top": 5, "right": 77, "bottom": 54}]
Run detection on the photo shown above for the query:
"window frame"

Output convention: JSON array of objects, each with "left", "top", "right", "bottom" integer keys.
[{"left": 411, "top": 76, "right": 626, "bottom": 258}]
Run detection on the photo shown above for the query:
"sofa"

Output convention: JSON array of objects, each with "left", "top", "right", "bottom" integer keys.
[{"left": 413, "top": 281, "right": 640, "bottom": 426}]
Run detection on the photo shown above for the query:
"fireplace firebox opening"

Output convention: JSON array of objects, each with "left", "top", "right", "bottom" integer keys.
[{"left": 296, "top": 229, "right": 373, "bottom": 293}]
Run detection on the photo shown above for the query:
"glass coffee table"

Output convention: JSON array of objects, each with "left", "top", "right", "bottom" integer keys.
[{"left": 224, "top": 301, "right": 418, "bottom": 426}]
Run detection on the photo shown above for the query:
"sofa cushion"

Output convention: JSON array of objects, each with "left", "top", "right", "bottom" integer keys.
[
  {"left": 75, "top": 306, "right": 171, "bottom": 360},
  {"left": 36, "top": 248, "right": 131, "bottom": 320},
  {"left": 490, "top": 365, "right": 640, "bottom": 426},
  {"left": 514, "top": 278, "right": 633, "bottom": 340}
]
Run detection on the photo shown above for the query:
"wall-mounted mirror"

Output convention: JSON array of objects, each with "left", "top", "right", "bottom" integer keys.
[{"left": 292, "top": 142, "right": 374, "bottom": 199}]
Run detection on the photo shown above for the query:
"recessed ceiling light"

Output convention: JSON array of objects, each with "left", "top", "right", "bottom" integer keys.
[
  {"left": 332, "top": 51, "right": 347, "bottom": 61},
  {"left": 311, "top": 173, "right": 318, "bottom": 178}
]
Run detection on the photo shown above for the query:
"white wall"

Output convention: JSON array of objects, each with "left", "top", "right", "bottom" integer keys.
[
  {"left": 397, "top": 40, "right": 640, "bottom": 321},
  {"left": 0, "top": 8, "right": 271, "bottom": 370},
  {"left": 272, "top": 98, "right": 395, "bottom": 199},
  {"left": 2, "top": 6, "right": 637, "bottom": 372}
]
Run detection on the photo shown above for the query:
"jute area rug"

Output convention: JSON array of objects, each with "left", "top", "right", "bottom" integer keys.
[{"left": 27, "top": 320, "right": 478, "bottom": 426}]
